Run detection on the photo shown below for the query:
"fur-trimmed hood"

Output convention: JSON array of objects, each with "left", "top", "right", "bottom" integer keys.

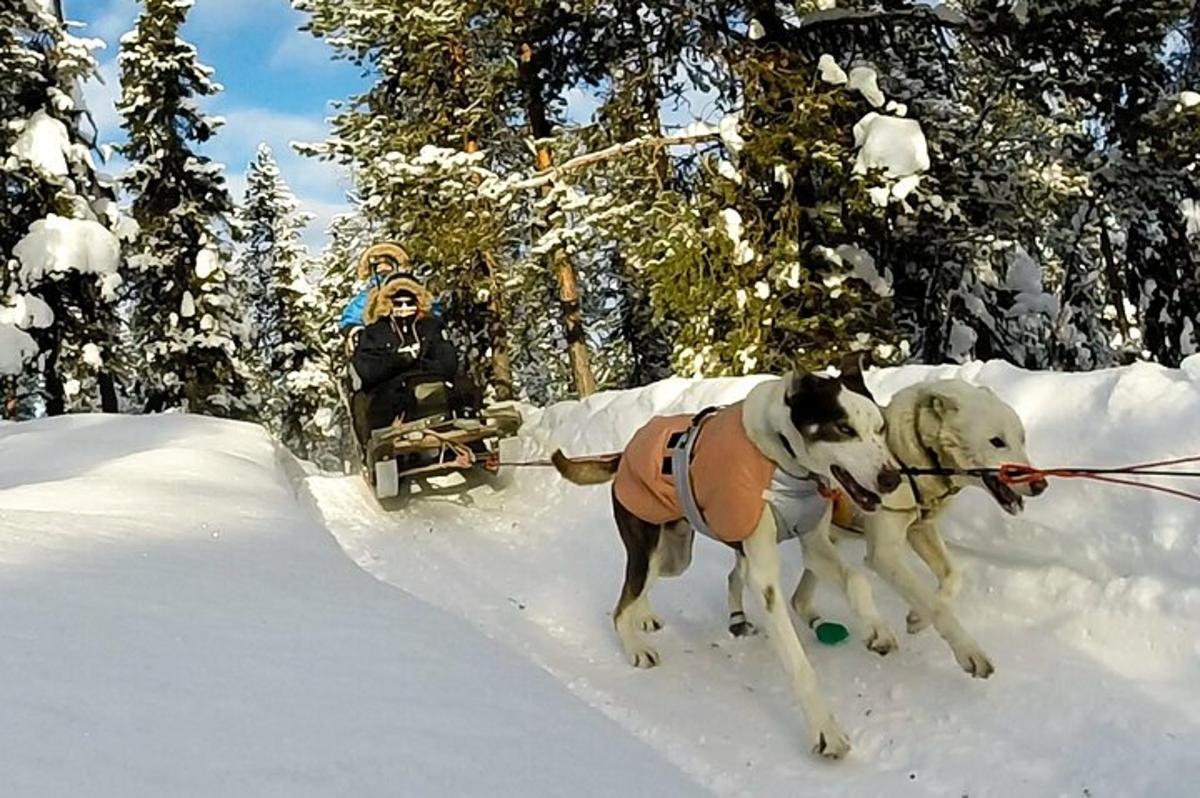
[
  {"left": 364, "top": 276, "right": 434, "bottom": 324},
  {"left": 356, "top": 242, "right": 412, "bottom": 282}
]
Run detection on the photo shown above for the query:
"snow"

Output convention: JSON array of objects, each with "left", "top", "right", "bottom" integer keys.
[
  {"left": 195, "top": 248, "right": 219, "bottom": 279},
  {"left": 948, "top": 320, "right": 978, "bottom": 361},
  {"left": 847, "top": 66, "right": 885, "bottom": 108},
  {"left": 719, "top": 207, "right": 755, "bottom": 264},
  {"left": 818, "top": 54, "right": 848, "bottom": 85},
  {"left": 0, "top": 325, "right": 38, "bottom": 375},
  {"left": 1180, "top": 198, "right": 1200, "bottom": 238},
  {"left": 853, "top": 113, "right": 931, "bottom": 178},
  {"left": 9, "top": 110, "right": 72, "bottom": 179},
  {"left": 14, "top": 215, "right": 121, "bottom": 284},
  {"left": 817, "top": 244, "right": 893, "bottom": 297},
  {"left": 716, "top": 159, "right": 742, "bottom": 185},
  {"left": 717, "top": 114, "right": 745, "bottom": 154},
  {"left": 82, "top": 342, "right": 104, "bottom": 368},
  {"left": 306, "top": 361, "right": 1200, "bottom": 796},
  {"left": 0, "top": 416, "right": 703, "bottom": 797},
  {"left": 1178, "top": 90, "right": 1200, "bottom": 109},
  {"left": 8, "top": 363, "right": 1200, "bottom": 795},
  {"left": 0, "top": 293, "right": 55, "bottom": 329}
]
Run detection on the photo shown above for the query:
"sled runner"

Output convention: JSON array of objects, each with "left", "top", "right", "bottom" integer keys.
[{"left": 354, "top": 375, "right": 522, "bottom": 501}]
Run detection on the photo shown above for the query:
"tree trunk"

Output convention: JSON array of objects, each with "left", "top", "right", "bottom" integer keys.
[
  {"left": 464, "top": 136, "right": 515, "bottom": 401},
  {"left": 98, "top": 370, "right": 118, "bottom": 412},
  {"left": 519, "top": 42, "right": 597, "bottom": 397}
]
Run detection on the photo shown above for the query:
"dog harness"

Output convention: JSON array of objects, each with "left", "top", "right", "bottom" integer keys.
[{"left": 613, "top": 404, "right": 844, "bottom": 543}]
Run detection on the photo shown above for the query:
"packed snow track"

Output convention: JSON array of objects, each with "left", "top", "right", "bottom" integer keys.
[{"left": 310, "top": 361, "right": 1200, "bottom": 797}]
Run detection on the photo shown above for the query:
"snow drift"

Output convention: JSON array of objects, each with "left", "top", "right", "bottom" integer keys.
[{"left": 0, "top": 415, "right": 702, "bottom": 797}]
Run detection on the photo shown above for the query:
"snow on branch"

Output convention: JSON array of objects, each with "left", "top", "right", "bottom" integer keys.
[{"left": 504, "top": 127, "right": 729, "bottom": 193}]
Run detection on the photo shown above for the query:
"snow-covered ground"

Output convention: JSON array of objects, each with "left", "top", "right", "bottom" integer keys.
[
  {"left": 5, "top": 360, "right": 1200, "bottom": 796},
  {"left": 0, "top": 414, "right": 703, "bottom": 797},
  {"left": 310, "top": 360, "right": 1200, "bottom": 797}
]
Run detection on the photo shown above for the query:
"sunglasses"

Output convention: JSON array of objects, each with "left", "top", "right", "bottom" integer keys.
[
  {"left": 370, "top": 256, "right": 398, "bottom": 271},
  {"left": 392, "top": 295, "right": 419, "bottom": 313}
]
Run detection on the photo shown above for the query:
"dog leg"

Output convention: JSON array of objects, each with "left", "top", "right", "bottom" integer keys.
[
  {"left": 800, "top": 524, "right": 897, "bottom": 656},
  {"left": 864, "top": 512, "right": 993, "bottom": 678},
  {"left": 789, "top": 567, "right": 820, "bottom": 629},
  {"left": 743, "top": 510, "right": 851, "bottom": 759},
  {"left": 612, "top": 492, "right": 664, "bottom": 668},
  {"left": 905, "top": 520, "right": 961, "bottom": 634},
  {"left": 633, "top": 520, "right": 693, "bottom": 633},
  {"left": 726, "top": 552, "right": 757, "bottom": 636}
]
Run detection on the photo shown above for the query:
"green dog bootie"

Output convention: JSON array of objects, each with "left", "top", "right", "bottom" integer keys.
[{"left": 815, "top": 621, "right": 850, "bottom": 645}]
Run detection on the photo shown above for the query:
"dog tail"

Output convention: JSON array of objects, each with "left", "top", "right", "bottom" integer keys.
[{"left": 551, "top": 449, "right": 622, "bottom": 485}]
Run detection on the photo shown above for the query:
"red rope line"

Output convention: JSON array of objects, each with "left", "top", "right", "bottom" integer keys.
[{"left": 999, "top": 457, "right": 1200, "bottom": 503}]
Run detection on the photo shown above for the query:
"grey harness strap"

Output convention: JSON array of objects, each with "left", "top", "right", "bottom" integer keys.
[
  {"left": 669, "top": 414, "right": 721, "bottom": 541},
  {"left": 766, "top": 471, "right": 831, "bottom": 542},
  {"left": 667, "top": 407, "right": 829, "bottom": 544}
]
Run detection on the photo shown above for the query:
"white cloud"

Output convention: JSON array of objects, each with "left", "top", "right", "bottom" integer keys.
[
  {"left": 269, "top": 26, "right": 338, "bottom": 71},
  {"left": 210, "top": 106, "right": 348, "bottom": 199},
  {"left": 80, "top": 58, "right": 122, "bottom": 147},
  {"left": 67, "top": 0, "right": 137, "bottom": 47}
]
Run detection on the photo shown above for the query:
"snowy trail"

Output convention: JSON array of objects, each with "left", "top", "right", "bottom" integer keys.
[{"left": 308, "top": 363, "right": 1200, "bottom": 798}]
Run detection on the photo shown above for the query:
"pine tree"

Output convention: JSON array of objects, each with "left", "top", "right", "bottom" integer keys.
[
  {"left": 117, "top": 0, "right": 254, "bottom": 416},
  {"left": 0, "top": 0, "right": 132, "bottom": 417},
  {"left": 237, "top": 144, "right": 331, "bottom": 457}
]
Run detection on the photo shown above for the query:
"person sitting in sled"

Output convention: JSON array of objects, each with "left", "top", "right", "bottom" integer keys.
[
  {"left": 340, "top": 241, "right": 410, "bottom": 336},
  {"left": 350, "top": 272, "right": 460, "bottom": 443}
]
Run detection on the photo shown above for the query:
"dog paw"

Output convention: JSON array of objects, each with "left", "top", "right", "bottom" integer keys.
[
  {"left": 811, "top": 722, "right": 851, "bottom": 760},
  {"left": 626, "top": 645, "right": 661, "bottom": 669},
  {"left": 728, "top": 619, "right": 758, "bottom": 637},
  {"left": 637, "top": 612, "right": 664, "bottom": 633},
  {"left": 954, "top": 645, "right": 994, "bottom": 679},
  {"left": 864, "top": 625, "right": 898, "bottom": 656},
  {"left": 906, "top": 609, "right": 931, "bottom": 635}
]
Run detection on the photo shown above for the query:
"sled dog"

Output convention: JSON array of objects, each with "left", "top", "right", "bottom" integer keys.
[
  {"left": 553, "top": 369, "right": 901, "bottom": 759},
  {"left": 731, "top": 360, "right": 1047, "bottom": 681}
]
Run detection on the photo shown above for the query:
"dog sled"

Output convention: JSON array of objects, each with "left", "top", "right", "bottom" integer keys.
[{"left": 344, "top": 371, "right": 523, "bottom": 502}]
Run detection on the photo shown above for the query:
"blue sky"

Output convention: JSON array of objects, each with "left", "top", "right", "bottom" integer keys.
[
  {"left": 70, "top": 0, "right": 367, "bottom": 249},
  {"left": 68, "top": 1, "right": 721, "bottom": 251}
]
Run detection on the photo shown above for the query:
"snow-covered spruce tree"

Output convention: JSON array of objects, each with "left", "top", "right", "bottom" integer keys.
[
  {"left": 117, "top": 0, "right": 254, "bottom": 416},
  {"left": 237, "top": 144, "right": 332, "bottom": 457},
  {"left": 0, "top": 0, "right": 133, "bottom": 417},
  {"left": 308, "top": 210, "right": 375, "bottom": 468},
  {"left": 294, "top": 0, "right": 527, "bottom": 400}
]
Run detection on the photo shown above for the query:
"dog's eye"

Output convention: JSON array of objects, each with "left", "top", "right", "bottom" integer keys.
[
  {"left": 837, "top": 422, "right": 857, "bottom": 438},
  {"left": 989, "top": 436, "right": 1007, "bottom": 449}
]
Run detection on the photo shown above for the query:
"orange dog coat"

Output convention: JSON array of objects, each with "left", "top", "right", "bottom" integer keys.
[{"left": 613, "top": 404, "right": 776, "bottom": 543}]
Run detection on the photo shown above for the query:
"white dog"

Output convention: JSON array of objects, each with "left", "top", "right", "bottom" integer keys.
[{"left": 729, "top": 367, "right": 1047, "bottom": 679}]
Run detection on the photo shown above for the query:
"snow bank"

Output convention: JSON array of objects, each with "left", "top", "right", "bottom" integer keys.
[
  {"left": 14, "top": 214, "right": 121, "bottom": 283},
  {"left": 0, "top": 416, "right": 701, "bottom": 796},
  {"left": 524, "top": 359, "right": 1200, "bottom": 588}
]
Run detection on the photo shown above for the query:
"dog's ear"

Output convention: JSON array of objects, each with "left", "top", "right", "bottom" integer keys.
[
  {"left": 785, "top": 368, "right": 840, "bottom": 416},
  {"left": 837, "top": 351, "right": 874, "bottom": 400},
  {"left": 928, "top": 391, "right": 960, "bottom": 419}
]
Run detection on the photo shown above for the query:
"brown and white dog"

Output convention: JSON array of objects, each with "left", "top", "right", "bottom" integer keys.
[
  {"left": 729, "top": 361, "right": 1047, "bottom": 681},
  {"left": 553, "top": 370, "right": 901, "bottom": 759}
]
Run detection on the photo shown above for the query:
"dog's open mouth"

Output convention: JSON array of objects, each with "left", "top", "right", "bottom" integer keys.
[
  {"left": 831, "top": 464, "right": 881, "bottom": 512},
  {"left": 983, "top": 472, "right": 1024, "bottom": 515}
]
